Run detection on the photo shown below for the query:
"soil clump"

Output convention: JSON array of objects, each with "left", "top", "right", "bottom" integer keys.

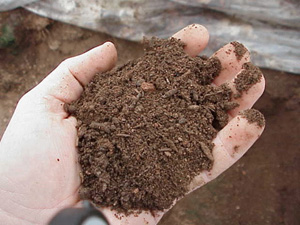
[
  {"left": 240, "top": 109, "right": 265, "bottom": 128},
  {"left": 67, "top": 37, "right": 262, "bottom": 213}
]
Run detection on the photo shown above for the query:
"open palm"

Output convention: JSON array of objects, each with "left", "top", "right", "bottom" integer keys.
[{"left": 0, "top": 24, "right": 264, "bottom": 225}]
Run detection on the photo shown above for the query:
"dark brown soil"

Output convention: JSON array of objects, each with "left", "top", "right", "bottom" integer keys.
[
  {"left": 1, "top": 9, "right": 299, "bottom": 225},
  {"left": 240, "top": 109, "right": 265, "bottom": 128},
  {"left": 231, "top": 41, "right": 247, "bottom": 61},
  {"left": 234, "top": 62, "right": 263, "bottom": 98},
  {"left": 67, "top": 37, "right": 243, "bottom": 212}
]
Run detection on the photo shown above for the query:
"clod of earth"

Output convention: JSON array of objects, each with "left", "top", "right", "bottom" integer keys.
[
  {"left": 65, "top": 37, "right": 263, "bottom": 213},
  {"left": 240, "top": 109, "right": 265, "bottom": 128}
]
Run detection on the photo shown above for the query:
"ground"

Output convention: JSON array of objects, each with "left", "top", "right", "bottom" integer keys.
[{"left": 0, "top": 9, "right": 299, "bottom": 225}]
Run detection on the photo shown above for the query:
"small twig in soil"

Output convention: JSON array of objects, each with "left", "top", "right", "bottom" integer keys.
[
  {"left": 161, "top": 136, "right": 179, "bottom": 152},
  {"left": 188, "top": 105, "right": 200, "bottom": 111},
  {"left": 132, "top": 124, "right": 145, "bottom": 129},
  {"left": 163, "top": 89, "right": 178, "bottom": 98},
  {"left": 202, "top": 90, "right": 224, "bottom": 100},
  {"left": 158, "top": 148, "right": 172, "bottom": 152},
  {"left": 199, "top": 142, "right": 213, "bottom": 161},
  {"left": 116, "top": 133, "right": 131, "bottom": 138},
  {"left": 129, "top": 89, "right": 144, "bottom": 110},
  {"left": 181, "top": 69, "right": 191, "bottom": 78}
]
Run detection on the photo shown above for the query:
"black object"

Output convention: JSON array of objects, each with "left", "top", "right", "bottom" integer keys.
[{"left": 48, "top": 201, "right": 110, "bottom": 225}]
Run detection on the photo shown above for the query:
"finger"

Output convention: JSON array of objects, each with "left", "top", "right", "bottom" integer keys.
[
  {"left": 188, "top": 109, "right": 265, "bottom": 191},
  {"left": 213, "top": 42, "right": 250, "bottom": 85},
  {"left": 227, "top": 63, "right": 265, "bottom": 117},
  {"left": 33, "top": 42, "right": 117, "bottom": 103},
  {"left": 172, "top": 24, "right": 209, "bottom": 57}
]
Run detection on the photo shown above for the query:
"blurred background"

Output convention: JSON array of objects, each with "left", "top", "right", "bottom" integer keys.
[{"left": 0, "top": 1, "right": 299, "bottom": 224}]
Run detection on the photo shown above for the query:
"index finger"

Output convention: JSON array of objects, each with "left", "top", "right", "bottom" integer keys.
[{"left": 172, "top": 24, "right": 209, "bottom": 57}]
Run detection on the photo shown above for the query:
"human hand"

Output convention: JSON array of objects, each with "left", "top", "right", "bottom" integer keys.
[{"left": 0, "top": 24, "right": 265, "bottom": 225}]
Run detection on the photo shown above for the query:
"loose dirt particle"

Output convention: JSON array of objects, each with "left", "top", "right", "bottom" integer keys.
[
  {"left": 233, "top": 145, "right": 240, "bottom": 152},
  {"left": 231, "top": 41, "right": 247, "bottom": 61},
  {"left": 141, "top": 82, "right": 155, "bottom": 92},
  {"left": 163, "top": 89, "right": 178, "bottom": 98},
  {"left": 234, "top": 62, "right": 263, "bottom": 98},
  {"left": 68, "top": 37, "right": 261, "bottom": 213},
  {"left": 240, "top": 109, "right": 265, "bottom": 128}
]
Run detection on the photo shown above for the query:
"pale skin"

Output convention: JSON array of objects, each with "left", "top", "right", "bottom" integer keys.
[{"left": 0, "top": 24, "right": 265, "bottom": 225}]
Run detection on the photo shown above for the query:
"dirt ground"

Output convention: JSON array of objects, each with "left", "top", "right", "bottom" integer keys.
[{"left": 0, "top": 9, "right": 299, "bottom": 225}]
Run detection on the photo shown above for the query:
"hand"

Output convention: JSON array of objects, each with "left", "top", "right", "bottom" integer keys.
[{"left": 0, "top": 24, "right": 265, "bottom": 225}]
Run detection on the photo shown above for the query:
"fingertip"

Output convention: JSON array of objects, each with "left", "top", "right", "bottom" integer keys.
[
  {"left": 215, "top": 41, "right": 251, "bottom": 62},
  {"left": 205, "top": 111, "right": 264, "bottom": 180},
  {"left": 239, "top": 109, "right": 266, "bottom": 132},
  {"left": 87, "top": 41, "right": 118, "bottom": 76},
  {"left": 65, "top": 41, "right": 118, "bottom": 86},
  {"left": 102, "top": 41, "right": 118, "bottom": 67},
  {"left": 172, "top": 24, "right": 209, "bottom": 57},
  {"left": 228, "top": 67, "right": 265, "bottom": 117},
  {"left": 218, "top": 110, "right": 265, "bottom": 159},
  {"left": 33, "top": 41, "right": 119, "bottom": 105},
  {"left": 213, "top": 42, "right": 251, "bottom": 85}
]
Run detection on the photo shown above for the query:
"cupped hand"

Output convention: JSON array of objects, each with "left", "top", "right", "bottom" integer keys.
[{"left": 0, "top": 24, "right": 265, "bottom": 225}]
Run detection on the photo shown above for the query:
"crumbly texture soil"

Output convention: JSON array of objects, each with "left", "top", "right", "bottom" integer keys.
[
  {"left": 234, "top": 62, "right": 263, "bottom": 98},
  {"left": 67, "top": 37, "right": 241, "bottom": 212},
  {"left": 231, "top": 41, "right": 247, "bottom": 61},
  {"left": 2, "top": 9, "right": 299, "bottom": 225},
  {"left": 240, "top": 109, "right": 265, "bottom": 128}
]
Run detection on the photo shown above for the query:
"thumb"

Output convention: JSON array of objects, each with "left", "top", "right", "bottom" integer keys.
[{"left": 27, "top": 42, "right": 117, "bottom": 104}]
